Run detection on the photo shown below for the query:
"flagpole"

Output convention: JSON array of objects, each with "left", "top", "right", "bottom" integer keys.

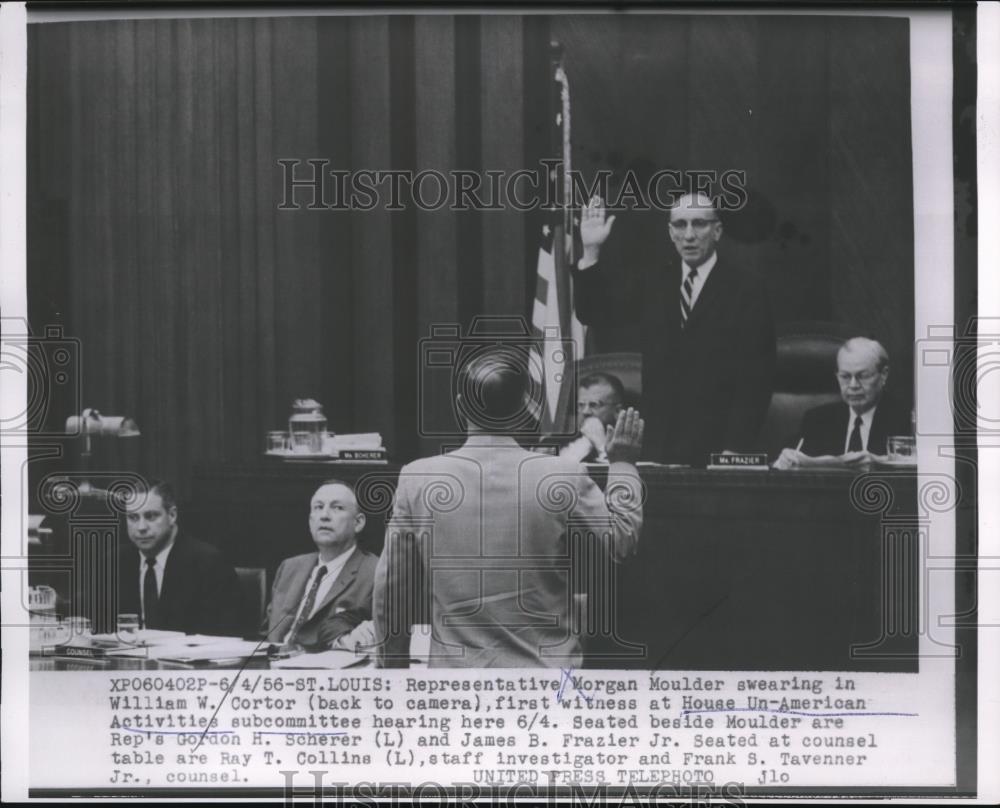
[
  {"left": 550, "top": 42, "right": 582, "bottom": 434},
  {"left": 554, "top": 59, "right": 574, "bottom": 266}
]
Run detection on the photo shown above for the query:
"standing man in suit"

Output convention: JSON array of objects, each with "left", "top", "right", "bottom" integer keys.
[
  {"left": 373, "top": 348, "right": 644, "bottom": 668},
  {"left": 774, "top": 337, "right": 911, "bottom": 469},
  {"left": 265, "top": 480, "right": 378, "bottom": 651},
  {"left": 120, "top": 480, "right": 242, "bottom": 635},
  {"left": 572, "top": 191, "right": 775, "bottom": 466}
]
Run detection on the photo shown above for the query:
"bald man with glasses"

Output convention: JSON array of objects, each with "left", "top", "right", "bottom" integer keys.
[
  {"left": 773, "top": 337, "right": 911, "bottom": 470},
  {"left": 572, "top": 191, "right": 775, "bottom": 466}
]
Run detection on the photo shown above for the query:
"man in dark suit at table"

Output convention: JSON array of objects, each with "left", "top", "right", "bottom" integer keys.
[
  {"left": 572, "top": 191, "right": 775, "bottom": 466},
  {"left": 120, "top": 479, "right": 242, "bottom": 635},
  {"left": 264, "top": 479, "right": 378, "bottom": 651},
  {"left": 774, "top": 337, "right": 911, "bottom": 469}
]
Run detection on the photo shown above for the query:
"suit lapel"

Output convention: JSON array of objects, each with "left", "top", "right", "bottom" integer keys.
[
  {"left": 119, "top": 547, "right": 142, "bottom": 612},
  {"left": 651, "top": 262, "right": 683, "bottom": 334},
  {"left": 281, "top": 554, "right": 319, "bottom": 623},
  {"left": 307, "top": 548, "right": 362, "bottom": 622},
  {"left": 833, "top": 404, "right": 851, "bottom": 452},
  {"left": 869, "top": 405, "right": 888, "bottom": 453},
  {"left": 158, "top": 535, "right": 188, "bottom": 621}
]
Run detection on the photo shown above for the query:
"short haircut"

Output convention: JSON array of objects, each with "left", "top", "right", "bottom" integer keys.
[
  {"left": 146, "top": 479, "right": 177, "bottom": 512},
  {"left": 314, "top": 478, "right": 359, "bottom": 506},
  {"left": 456, "top": 347, "right": 530, "bottom": 430},
  {"left": 672, "top": 191, "right": 719, "bottom": 217},
  {"left": 838, "top": 337, "right": 889, "bottom": 371},
  {"left": 579, "top": 372, "right": 626, "bottom": 403}
]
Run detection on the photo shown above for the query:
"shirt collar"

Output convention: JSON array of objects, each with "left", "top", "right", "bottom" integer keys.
[
  {"left": 461, "top": 434, "right": 522, "bottom": 449},
  {"left": 142, "top": 529, "right": 177, "bottom": 569},
  {"left": 855, "top": 404, "right": 877, "bottom": 429},
  {"left": 316, "top": 544, "right": 356, "bottom": 574},
  {"left": 683, "top": 249, "right": 718, "bottom": 281},
  {"left": 847, "top": 404, "right": 878, "bottom": 429}
]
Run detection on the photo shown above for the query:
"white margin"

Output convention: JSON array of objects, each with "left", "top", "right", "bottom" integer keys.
[{"left": 0, "top": 1, "right": 30, "bottom": 804}]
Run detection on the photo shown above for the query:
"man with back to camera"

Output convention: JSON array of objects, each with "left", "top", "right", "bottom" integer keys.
[
  {"left": 571, "top": 191, "right": 775, "bottom": 466},
  {"left": 119, "top": 479, "right": 242, "bottom": 636},
  {"left": 264, "top": 479, "right": 378, "bottom": 651},
  {"left": 560, "top": 371, "right": 627, "bottom": 463},
  {"left": 372, "top": 347, "right": 645, "bottom": 668},
  {"left": 773, "top": 337, "right": 911, "bottom": 469}
]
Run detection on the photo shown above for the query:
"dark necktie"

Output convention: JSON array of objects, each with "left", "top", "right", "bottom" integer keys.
[
  {"left": 142, "top": 557, "right": 159, "bottom": 629},
  {"left": 288, "top": 565, "right": 328, "bottom": 644},
  {"left": 848, "top": 415, "right": 864, "bottom": 452},
  {"left": 680, "top": 267, "right": 698, "bottom": 328}
]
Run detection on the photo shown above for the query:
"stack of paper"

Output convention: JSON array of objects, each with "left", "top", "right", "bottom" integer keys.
[
  {"left": 150, "top": 637, "right": 267, "bottom": 665},
  {"left": 270, "top": 649, "right": 368, "bottom": 669}
]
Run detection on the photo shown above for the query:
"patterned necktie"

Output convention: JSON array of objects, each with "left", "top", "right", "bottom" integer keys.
[
  {"left": 680, "top": 266, "right": 698, "bottom": 327},
  {"left": 288, "top": 565, "right": 328, "bottom": 644},
  {"left": 142, "top": 557, "right": 159, "bottom": 629},
  {"left": 848, "top": 415, "right": 864, "bottom": 452}
]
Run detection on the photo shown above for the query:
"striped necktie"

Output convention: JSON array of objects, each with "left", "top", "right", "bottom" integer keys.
[{"left": 680, "top": 266, "right": 698, "bottom": 327}]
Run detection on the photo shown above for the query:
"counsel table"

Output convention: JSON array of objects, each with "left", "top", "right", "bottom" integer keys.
[{"left": 188, "top": 461, "right": 919, "bottom": 673}]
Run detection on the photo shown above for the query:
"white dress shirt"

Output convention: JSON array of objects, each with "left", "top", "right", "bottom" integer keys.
[
  {"left": 138, "top": 532, "right": 177, "bottom": 623},
  {"left": 681, "top": 250, "right": 718, "bottom": 310},
  {"left": 284, "top": 544, "right": 356, "bottom": 643},
  {"left": 844, "top": 405, "right": 877, "bottom": 453}
]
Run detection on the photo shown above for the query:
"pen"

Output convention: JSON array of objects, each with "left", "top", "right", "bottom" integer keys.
[{"left": 795, "top": 438, "right": 804, "bottom": 451}]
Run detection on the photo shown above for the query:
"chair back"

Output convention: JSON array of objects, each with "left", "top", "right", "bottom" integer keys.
[
  {"left": 574, "top": 352, "right": 642, "bottom": 405},
  {"left": 759, "top": 321, "right": 855, "bottom": 459},
  {"left": 235, "top": 566, "right": 267, "bottom": 635}
]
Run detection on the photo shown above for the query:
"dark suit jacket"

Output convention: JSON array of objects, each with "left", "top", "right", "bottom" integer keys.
[
  {"left": 264, "top": 547, "right": 377, "bottom": 650},
  {"left": 118, "top": 530, "right": 243, "bottom": 636},
  {"left": 799, "top": 400, "right": 912, "bottom": 457},
  {"left": 573, "top": 236, "right": 775, "bottom": 466}
]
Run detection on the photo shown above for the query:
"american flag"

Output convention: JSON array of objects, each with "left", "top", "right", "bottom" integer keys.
[
  {"left": 528, "top": 56, "right": 585, "bottom": 434},
  {"left": 528, "top": 216, "right": 585, "bottom": 433}
]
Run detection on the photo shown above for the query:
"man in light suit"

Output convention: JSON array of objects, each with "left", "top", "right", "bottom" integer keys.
[
  {"left": 774, "top": 337, "right": 911, "bottom": 469},
  {"left": 373, "top": 348, "right": 645, "bottom": 668},
  {"left": 265, "top": 480, "right": 377, "bottom": 651}
]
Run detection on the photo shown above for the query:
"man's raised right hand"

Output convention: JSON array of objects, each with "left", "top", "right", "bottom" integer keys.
[
  {"left": 579, "top": 195, "right": 616, "bottom": 267},
  {"left": 605, "top": 407, "right": 644, "bottom": 465}
]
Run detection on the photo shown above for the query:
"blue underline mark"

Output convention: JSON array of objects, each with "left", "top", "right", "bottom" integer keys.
[
  {"left": 682, "top": 707, "right": 918, "bottom": 718},
  {"left": 119, "top": 726, "right": 347, "bottom": 737}
]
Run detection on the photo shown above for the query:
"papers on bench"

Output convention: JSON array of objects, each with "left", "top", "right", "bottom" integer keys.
[
  {"left": 148, "top": 637, "right": 267, "bottom": 666},
  {"left": 50, "top": 632, "right": 267, "bottom": 665},
  {"left": 270, "top": 649, "right": 368, "bottom": 669}
]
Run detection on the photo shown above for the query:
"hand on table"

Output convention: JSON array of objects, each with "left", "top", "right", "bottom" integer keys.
[
  {"left": 332, "top": 619, "right": 376, "bottom": 652},
  {"left": 772, "top": 448, "right": 808, "bottom": 470},
  {"left": 840, "top": 450, "right": 876, "bottom": 468}
]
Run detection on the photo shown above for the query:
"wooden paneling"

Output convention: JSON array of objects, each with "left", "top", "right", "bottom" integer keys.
[
  {"left": 829, "top": 16, "right": 914, "bottom": 396},
  {"left": 756, "top": 17, "right": 832, "bottom": 321},
  {"left": 414, "top": 16, "right": 459, "bottom": 458},
  {"left": 348, "top": 17, "right": 396, "bottom": 455},
  {"left": 480, "top": 16, "right": 527, "bottom": 316}
]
